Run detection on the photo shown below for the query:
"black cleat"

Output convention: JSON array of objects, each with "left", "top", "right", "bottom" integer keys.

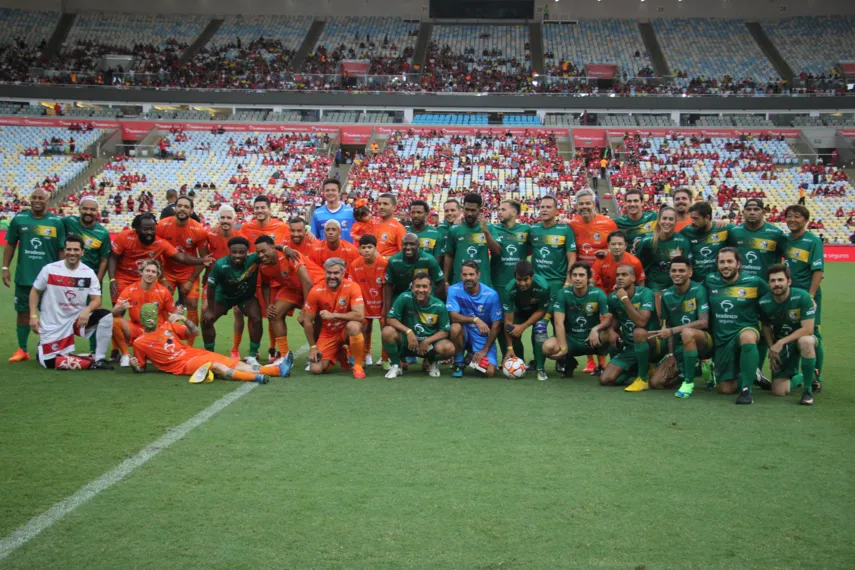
[
  {"left": 735, "top": 387, "right": 753, "bottom": 405},
  {"left": 755, "top": 369, "right": 772, "bottom": 391},
  {"left": 593, "top": 366, "right": 604, "bottom": 377},
  {"left": 527, "top": 359, "right": 536, "bottom": 371},
  {"left": 556, "top": 361, "right": 566, "bottom": 374},
  {"left": 800, "top": 391, "right": 814, "bottom": 406},
  {"left": 812, "top": 376, "right": 822, "bottom": 393},
  {"left": 91, "top": 359, "right": 114, "bottom": 370},
  {"left": 562, "top": 357, "right": 578, "bottom": 378}
]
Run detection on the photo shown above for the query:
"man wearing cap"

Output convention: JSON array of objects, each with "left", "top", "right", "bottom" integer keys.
[{"left": 727, "top": 198, "right": 786, "bottom": 279}]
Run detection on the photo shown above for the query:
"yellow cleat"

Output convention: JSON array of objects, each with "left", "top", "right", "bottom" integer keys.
[
  {"left": 189, "top": 362, "right": 213, "bottom": 384},
  {"left": 624, "top": 378, "right": 649, "bottom": 392}
]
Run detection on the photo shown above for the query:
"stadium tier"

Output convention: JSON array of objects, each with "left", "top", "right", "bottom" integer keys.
[
  {"left": 543, "top": 20, "right": 653, "bottom": 79},
  {"left": 763, "top": 16, "right": 855, "bottom": 81},
  {"left": 306, "top": 17, "right": 418, "bottom": 76},
  {"left": 0, "top": 8, "right": 60, "bottom": 82}
]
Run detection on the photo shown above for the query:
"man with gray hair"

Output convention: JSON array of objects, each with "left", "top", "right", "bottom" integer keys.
[
  {"left": 302, "top": 256, "right": 367, "bottom": 379},
  {"left": 309, "top": 218, "right": 360, "bottom": 268}
]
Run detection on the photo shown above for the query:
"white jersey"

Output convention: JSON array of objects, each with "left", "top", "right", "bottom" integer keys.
[{"left": 32, "top": 260, "right": 101, "bottom": 359}]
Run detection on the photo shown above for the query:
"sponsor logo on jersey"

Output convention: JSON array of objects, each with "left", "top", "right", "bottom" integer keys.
[
  {"left": 466, "top": 246, "right": 479, "bottom": 258},
  {"left": 699, "top": 246, "right": 713, "bottom": 257},
  {"left": 421, "top": 313, "right": 438, "bottom": 325},
  {"left": 30, "top": 237, "right": 42, "bottom": 250},
  {"left": 682, "top": 299, "right": 697, "bottom": 312},
  {"left": 34, "top": 225, "right": 55, "bottom": 238},
  {"left": 745, "top": 251, "right": 758, "bottom": 264},
  {"left": 720, "top": 300, "right": 734, "bottom": 313},
  {"left": 505, "top": 244, "right": 518, "bottom": 256},
  {"left": 787, "top": 309, "right": 801, "bottom": 321},
  {"left": 787, "top": 248, "right": 810, "bottom": 263}
]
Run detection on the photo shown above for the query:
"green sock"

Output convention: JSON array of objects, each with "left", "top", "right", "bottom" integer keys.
[
  {"left": 683, "top": 349, "right": 699, "bottom": 382},
  {"left": 615, "top": 371, "right": 633, "bottom": 386},
  {"left": 249, "top": 342, "right": 260, "bottom": 358},
  {"left": 512, "top": 337, "right": 525, "bottom": 361},
  {"left": 814, "top": 338, "right": 824, "bottom": 380},
  {"left": 801, "top": 357, "right": 816, "bottom": 394},
  {"left": 16, "top": 324, "right": 29, "bottom": 351},
  {"left": 383, "top": 340, "right": 401, "bottom": 366},
  {"left": 497, "top": 334, "right": 508, "bottom": 359},
  {"left": 757, "top": 341, "right": 768, "bottom": 373},
  {"left": 89, "top": 336, "right": 97, "bottom": 354},
  {"left": 634, "top": 342, "right": 650, "bottom": 381},
  {"left": 739, "top": 344, "right": 759, "bottom": 392},
  {"left": 204, "top": 342, "right": 215, "bottom": 352},
  {"left": 533, "top": 339, "right": 545, "bottom": 372}
]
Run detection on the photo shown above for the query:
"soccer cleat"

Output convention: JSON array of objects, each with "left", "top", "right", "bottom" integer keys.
[
  {"left": 583, "top": 360, "right": 596, "bottom": 374},
  {"left": 555, "top": 360, "right": 566, "bottom": 374},
  {"left": 537, "top": 370, "right": 548, "bottom": 382},
  {"left": 365, "top": 354, "right": 374, "bottom": 366},
  {"left": 526, "top": 359, "right": 536, "bottom": 371},
  {"left": 90, "top": 359, "right": 114, "bottom": 371},
  {"left": 119, "top": 354, "right": 131, "bottom": 368},
  {"left": 593, "top": 366, "right": 604, "bottom": 377},
  {"left": 189, "top": 362, "right": 213, "bottom": 384},
  {"left": 736, "top": 387, "right": 753, "bottom": 405},
  {"left": 7, "top": 349, "right": 29, "bottom": 363},
  {"left": 256, "top": 374, "right": 270, "bottom": 384},
  {"left": 624, "top": 378, "right": 649, "bottom": 392},
  {"left": 701, "top": 360, "right": 715, "bottom": 390},
  {"left": 451, "top": 364, "right": 464, "bottom": 378},
  {"left": 229, "top": 349, "right": 240, "bottom": 361},
  {"left": 277, "top": 351, "right": 294, "bottom": 378},
  {"left": 385, "top": 364, "right": 403, "bottom": 379},
  {"left": 304, "top": 361, "right": 311, "bottom": 372},
  {"left": 381, "top": 359, "right": 391, "bottom": 371},
  {"left": 755, "top": 369, "right": 772, "bottom": 391},
  {"left": 268, "top": 348, "right": 278, "bottom": 363},
  {"left": 800, "top": 391, "right": 814, "bottom": 406},
  {"left": 352, "top": 364, "right": 366, "bottom": 380},
  {"left": 245, "top": 356, "right": 261, "bottom": 369},
  {"left": 427, "top": 362, "right": 441, "bottom": 378},
  {"left": 812, "top": 372, "right": 822, "bottom": 393},
  {"left": 675, "top": 380, "right": 695, "bottom": 399}
]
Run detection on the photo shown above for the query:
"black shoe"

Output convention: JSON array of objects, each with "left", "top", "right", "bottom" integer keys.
[
  {"left": 91, "top": 359, "right": 114, "bottom": 371},
  {"left": 755, "top": 369, "right": 772, "bottom": 391},
  {"left": 556, "top": 361, "right": 566, "bottom": 374},
  {"left": 800, "top": 391, "right": 814, "bottom": 406},
  {"left": 562, "top": 357, "right": 578, "bottom": 378},
  {"left": 735, "top": 387, "right": 753, "bottom": 405},
  {"left": 527, "top": 359, "right": 536, "bottom": 371},
  {"left": 593, "top": 366, "right": 604, "bottom": 377},
  {"left": 812, "top": 378, "right": 822, "bottom": 393}
]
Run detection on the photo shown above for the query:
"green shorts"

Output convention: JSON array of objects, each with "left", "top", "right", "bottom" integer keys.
[
  {"left": 671, "top": 332, "right": 713, "bottom": 374},
  {"left": 712, "top": 327, "right": 759, "bottom": 383},
  {"left": 610, "top": 337, "right": 666, "bottom": 372},
  {"left": 771, "top": 335, "right": 817, "bottom": 381},
  {"left": 396, "top": 332, "right": 437, "bottom": 359},
  {"left": 215, "top": 296, "right": 256, "bottom": 313},
  {"left": 566, "top": 336, "right": 608, "bottom": 357},
  {"left": 14, "top": 284, "right": 32, "bottom": 313}
]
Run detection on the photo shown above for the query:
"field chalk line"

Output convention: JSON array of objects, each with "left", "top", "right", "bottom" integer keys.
[{"left": 0, "top": 345, "right": 307, "bottom": 560}]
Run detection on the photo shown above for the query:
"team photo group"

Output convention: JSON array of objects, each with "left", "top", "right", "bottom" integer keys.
[{"left": 4, "top": 178, "right": 825, "bottom": 405}]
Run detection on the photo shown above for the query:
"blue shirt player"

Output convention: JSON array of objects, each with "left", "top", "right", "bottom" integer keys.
[
  {"left": 447, "top": 260, "right": 504, "bottom": 378},
  {"left": 311, "top": 178, "right": 355, "bottom": 243}
]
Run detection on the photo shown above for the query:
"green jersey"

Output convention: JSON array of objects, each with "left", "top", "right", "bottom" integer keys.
[
  {"left": 6, "top": 210, "right": 66, "bottom": 286},
  {"left": 704, "top": 272, "right": 770, "bottom": 345},
  {"left": 614, "top": 211, "right": 658, "bottom": 252},
  {"left": 680, "top": 223, "right": 734, "bottom": 282},
  {"left": 445, "top": 222, "right": 492, "bottom": 286},
  {"left": 784, "top": 231, "right": 824, "bottom": 293},
  {"left": 63, "top": 215, "right": 111, "bottom": 274},
  {"left": 727, "top": 222, "right": 785, "bottom": 277},
  {"left": 660, "top": 282, "right": 709, "bottom": 346},
  {"left": 387, "top": 291, "right": 450, "bottom": 341},
  {"left": 635, "top": 234, "right": 692, "bottom": 290},
  {"left": 385, "top": 250, "right": 445, "bottom": 295},
  {"left": 528, "top": 222, "right": 576, "bottom": 283},
  {"left": 410, "top": 224, "right": 441, "bottom": 258},
  {"left": 502, "top": 273, "right": 550, "bottom": 317},
  {"left": 207, "top": 253, "right": 259, "bottom": 303},
  {"left": 758, "top": 287, "right": 815, "bottom": 342},
  {"left": 553, "top": 286, "right": 609, "bottom": 342},
  {"left": 436, "top": 220, "right": 454, "bottom": 257},
  {"left": 490, "top": 222, "right": 531, "bottom": 291},
  {"left": 607, "top": 286, "right": 655, "bottom": 345}
]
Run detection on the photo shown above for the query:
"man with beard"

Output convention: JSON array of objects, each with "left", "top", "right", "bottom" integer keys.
[
  {"left": 444, "top": 193, "right": 499, "bottom": 287},
  {"left": 302, "top": 257, "right": 367, "bottom": 379},
  {"left": 447, "top": 261, "right": 503, "bottom": 378},
  {"left": 202, "top": 236, "right": 264, "bottom": 366},
  {"left": 680, "top": 202, "right": 734, "bottom": 284},
  {"left": 283, "top": 216, "right": 315, "bottom": 257},
  {"left": 436, "top": 198, "right": 460, "bottom": 271},
  {"left": 673, "top": 187, "right": 694, "bottom": 232},
  {"left": 310, "top": 178, "right": 355, "bottom": 243},
  {"left": 705, "top": 247, "right": 770, "bottom": 405},
  {"left": 408, "top": 200, "right": 441, "bottom": 259},
  {"left": 501, "top": 261, "right": 551, "bottom": 381},
  {"left": 727, "top": 199, "right": 786, "bottom": 278},
  {"left": 4, "top": 188, "right": 66, "bottom": 362},
  {"left": 528, "top": 195, "right": 576, "bottom": 302},
  {"left": 309, "top": 219, "right": 360, "bottom": 268},
  {"left": 206, "top": 204, "right": 247, "bottom": 360},
  {"left": 614, "top": 189, "right": 657, "bottom": 252},
  {"left": 490, "top": 200, "right": 531, "bottom": 314},
  {"left": 372, "top": 193, "right": 407, "bottom": 258},
  {"left": 759, "top": 264, "right": 818, "bottom": 405},
  {"left": 385, "top": 233, "right": 446, "bottom": 302}
]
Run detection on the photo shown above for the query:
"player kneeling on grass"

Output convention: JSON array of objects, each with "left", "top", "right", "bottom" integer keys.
[
  {"left": 382, "top": 274, "right": 455, "bottom": 378},
  {"left": 645, "top": 256, "right": 713, "bottom": 399},
  {"left": 759, "top": 264, "right": 818, "bottom": 406},
  {"left": 302, "top": 257, "right": 367, "bottom": 379},
  {"left": 29, "top": 234, "right": 114, "bottom": 370},
  {"left": 543, "top": 262, "right": 612, "bottom": 379},
  {"left": 599, "top": 264, "right": 656, "bottom": 390},
  {"left": 447, "top": 260, "right": 503, "bottom": 378},
  {"left": 501, "top": 261, "right": 552, "bottom": 381},
  {"left": 129, "top": 303, "right": 289, "bottom": 383}
]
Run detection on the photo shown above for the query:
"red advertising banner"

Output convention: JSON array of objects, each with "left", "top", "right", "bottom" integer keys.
[
  {"left": 573, "top": 128, "right": 607, "bottom": 147},
  {"left": 340, "top": 60, "right": 371, "bottom": 76},
  {"left": 839, "top": 129, "right": 855, "bottom": 138},
  {"left": 121, "top": 121, "right": 153, "bottom": 141},
  {"left": 374, "top": 126, "right": 570, "bottom": 136},
  {"left": 585, "top": 64, "right": 617, "bottom": 80},
  {"left": 824, "top": 245, "right": 855, "bottom": 262},
  {"left": 603, "top": 128, "right": 801, "bottom": 138},
  {"left": 340, "top": 126, "right": 374, "bottom": 145},
  {"left": 840, "top": 62, "right": 855, "bottom": 76}
]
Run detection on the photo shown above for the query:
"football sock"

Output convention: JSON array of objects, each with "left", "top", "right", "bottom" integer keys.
[
  {"left": 634, "top": 342, "right": 650, "bottom": 381},
  {"left": 276, "top": 336, "right": 289, "bottom": 357},
  {"left": 89, "top": 335, "right": 97, "bottom": 354},
  {"left": 112, "top": 319, "right": 130, "bottom": 355},
  {"left": 454, "top": 351, "right": 465, "bottom": 366},
  {"left": 381, "top": 347, "right": 389, "bottom": 363},
  {"left": 226, "top": 369, "right": 263, "bottom": 382},
  {"left": 815, "top": 337, "right": 824, "bottom": 379},
  {"left": 801, "top": 357, "right": 816, "bottom": 394},
  {"left": 383, "top": 339, "right": 401, "bottom": 366},
  {"left": 497, "top": 334, "right": 508, "bottom": 359},
  {"left": 739, "top": 344, "right": 759, "bottom": 392},
  {"left": 204, "top": 342, "right": 216, "bottom": 352},
  {"left": 683, "top": 349, "right": 699, "bottom": 381},
  {"left": 615, "top": 371, "right": 633, "bottom": 386},
  {"left": 259, "top": 365, "right": 280, "bottom": 376},
  {"left": 598, "top": 355, "right": 607, "bottom": 368},
  {"left": 533, "top": 339, "right": 546, "bottom": 372},
  {"left": 249, "top": 342, "right": 260, "bottom": 358},
  {"left": 231, "top": 332, "right": 242, "bottom": 352},
  {"left": 757, "top": 341, "right": 768, "bottom": 370},
  {"left": 350, "top": 333, "right": 365, "bottom": 366},
  {"left": 268, "top": 323, "right": 275, "bottom": 350},
  {"left": 363, "top": 321, "right": 372, "bottom": 353},
  {"left": 16, "top": 324, "right": 29, "bottom": 351},
  {"left": 94, "top": 316, "right": 112, "bottom": 361}
]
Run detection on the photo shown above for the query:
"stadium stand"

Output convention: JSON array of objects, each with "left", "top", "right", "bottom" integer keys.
[
  {"left": 304, "top": 17, "right": 418, "bottom": 76},
  {"left": 542, "top": 20, "right": 653, "bottom": 79},
  {"left": 0, "top": 8, "right": 60, "bottom": 82},
  {"left": 412, "top": 113, "right": 489, "bottom": 125},
  {"left": 763, "top": 16, "right": 855, "bottom": 88}
]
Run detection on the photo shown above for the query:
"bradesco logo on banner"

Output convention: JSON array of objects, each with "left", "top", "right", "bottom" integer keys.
[
  {"left": 374, "top": 126, "right": 570, "bottom": 136},
  {"left": 602, "top": 128, "right": 802, "bottom": 138}
]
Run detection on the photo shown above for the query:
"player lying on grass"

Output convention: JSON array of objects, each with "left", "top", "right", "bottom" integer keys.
[
  {"left": 501, "top": 260, "right": 551, "bottom": 381},
  {"left": 542, "top": 262, "right": 612, "bottom": 379},
  {"left": 130, "top": 303, "right": 290, "bottom": 383},
  {"left": 447, "top": 260, "right": 503, "bottom": 378},
  {"left": 111, "top": 259, "right": 179, "bottom": 367},
  {"left": 759, "top": 263, "right": 817, "bottom": 406},
  {"left": 381, "top": 273, "right": 455, "bottom": 379},
  {"left": 29, "top": 234, "right": 114, "bottom": 370}
]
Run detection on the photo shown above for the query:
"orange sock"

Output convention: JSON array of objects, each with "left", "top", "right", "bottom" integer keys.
[
  {"left": 275, "top": 336, "right": 289, "bottom": 356},
  {"left": 587, "top": 355, "right": 595, "bottom": 366},
  {"left": 187, "top": 309, "right": 199, "bottom": 326},
  {"left": 227, "top": 369, "right": 261, "bottom": 382},
  {"left": 259, "top": 365, "right": 280, "bottom": 376},
  {"left": 231, "top": 332, "right": 243, "bottom": 351},
  {"left": 350, "top": 333, "right": 365, "bottom": 366},
  {"left": 112, "top": 319, "right": 130, "bottom": 355},
  {"left": 598, "top": 355, "right": 607, "bottom": 367}
]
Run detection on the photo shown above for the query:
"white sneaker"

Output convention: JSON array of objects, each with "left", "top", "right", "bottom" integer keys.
[
  {"left": 119, "top": 354, "right": 130, "bottom": 368},
  {"left": 385, "top": 364, "right": 403, "bottom": 379},
  {"left": 427, "top": 362, "right": 441, "bottom": 377},
  {"left": 245, "top": 356, "right": 261, "bottom": 369},
  {"left": 537, "top": 370, "right": 548, "bottom": 382},
  {"left": 365, "top": 354, "right": 374, "bottom": 366}
]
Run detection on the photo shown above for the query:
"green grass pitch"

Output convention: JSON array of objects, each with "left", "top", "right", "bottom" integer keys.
[{"left": 1, "top": 266, "right": 854, "bottom": 569}]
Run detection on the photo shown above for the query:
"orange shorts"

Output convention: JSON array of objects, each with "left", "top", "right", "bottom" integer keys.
[
  {"left": 274, "top": 287, "right": 303, "bottom": 315},
  {"left": 183, "top": 352, "right": 239, "bottom": 376},
  {"left": 316, "top": 329, "right": 349, "bottom": 363},
  {"left": 163, "top": 276, "right": 204, "bottom": 300},
  {"left": 256, "top": 286, "right": 280, "bottom": 318}
]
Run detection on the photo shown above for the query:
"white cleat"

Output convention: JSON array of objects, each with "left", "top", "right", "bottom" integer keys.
[
  {"left": 385, "top": 364, "right": 403, "bottom": 379},
  {"left": 119, "top": 354, "right": 130, "bottom": 368},
  {"left": 427, "top": 362, "right": 441, "bottom": 377},
  {"left": 304, "top": 361, "right": 311, "bottom": 372},
  {"left": 245, "top": 356, "right": 261, "bottom": 369},
  {"left": 537, "top": 370, "right": 548, "bottom": 382},
  {"left": 365, "top": 354, "right": 374, "bottom": 366}
]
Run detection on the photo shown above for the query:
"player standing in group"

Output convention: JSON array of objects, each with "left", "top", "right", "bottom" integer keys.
[
  {"left": 782, "top": 204, "right": 825, "bottom": 390},
  {"left": 490, "top": 200, "right": 530, "bottom": 354},
  {"left": 447, "top": 261, "right": 503, "bottom": 378},
  {"left": 542, "top": 262, "right": 612, "bottom": 378},
  {"left": 348, "top": 234, "right": 389, "bottom": 367},
  {"left": 282, "top": 216, "right": 315, "bottom": 257},
  {"left": 382, "top": 274, "right": 455, "bottom": 379},
  {"left": 444, "top": 193, "right": 498, "bottom": 287},
  {"left": 634, "top": 206, "right": 691, "bottom": 318},
  {"left": 528, "top": 195, "right": 576, "bottom": 303},
  {"left": 436, "top": 198, "right": 460, "bottom": 271},
  {"left": 3, "top": 188, "right": 66, "bottom": 362},
  {"left": 311, "top": 179, "right": 355, "bottom": 243},
  {"left": 705, "top": 247, "right": 770, "bottom": 405},
  {"left": 372, "top": 193, "right": 407, "bottom": 258},
  {"left": 591, "top": 230, "right": 645, "bottom": 294},
  {"left": 28, "top": 235, "right": 113, "bottom": 370},
  {"left": 672, "top": 187, "right": 694, "bottom": 232},
  {"left": 206, "top": 204, "right": 247, "bottom": 359},
  {"left": 500, "top": 261, "right": 553, "bottom": 381},
  {"left": 680, "top": 202, "right": 734, "bottom": 283},
  {"left": 727, "top": 198, "right": 786, "bottom": 278},
  {"left": 386, "top": 233, "right": 446, "bottom": 302},
  {"left": 309, "top": 219, "right": 360, "bottom": 268},
  {"left": 614, "top": 189, "right": 658, "bottom": 251},
  {"left": 408, "top": 200, "right": 441, "bottom": 259},
  {"left": 759, "top": 264, "right": 818, "bottom": 405},
  {"left": 302, "top": 257, "right": 367, "bottom": 379}
]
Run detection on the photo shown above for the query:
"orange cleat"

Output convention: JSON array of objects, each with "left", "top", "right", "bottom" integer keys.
[
  {"left": 229, "top": 349, "right": 241, "bottom": 361},
  {"left": 352, "top": 364, "right": 366, "bottom": 379},
  {"left": 8, "top": 349, "right": 29, "bottom": 363},
  {"left": 583, "top": 358, "right": 596, "bottom": 374}
]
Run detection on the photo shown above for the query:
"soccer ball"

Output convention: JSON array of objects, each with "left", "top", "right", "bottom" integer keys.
[{"left": 502, "top": 357, "right": 527, "bottom": 379}]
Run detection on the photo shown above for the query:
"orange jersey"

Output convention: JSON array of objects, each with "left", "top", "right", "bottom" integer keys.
[
  {"left": 261, "top": 252, "right": 324, "bottom": 293},
  {"left": 132, "top": 322, "right": 208, "bottom": 375},
  {"left": 303, "top": 278, "right": 364, "bottom": 335},
  {"left": 568, "top": 214, "right": 618, "bottom": 265},
  {"left": 308, "top": 239, "right": 361, "bottom": 268},
  {"left": 675, "top": 217, "right": 692, "bottom": 232},
  {"left": 156, "top": 217, "right": 209, "bottom": 283},
  {"left": 206, "top": 227, "right": 244, "bottom": 261},
  {"left": 351, "top": 220, "right": 373, "bottom": 243},
  {"left": 591, "top": 252, "right": 646, "bottom": 294},
  {"left": 117, "top": 281, "right": 177, "bottom": 324},
  {"left": 348, "top": 256, "right": 388, "bottom": 318},
  {"left": 280, "top": 234, "right": 315, "bottom": 257},
  {"left": 111, "top": 230, "right": 179, "bottom": 285},
  {"left": 241, "top": 218, "right": 289, "bottom": 252},
  {"left": 371, "top": 218, "right": 407, "bottom": 257}
]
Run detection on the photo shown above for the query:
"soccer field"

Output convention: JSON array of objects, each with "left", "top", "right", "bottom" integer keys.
[{"left": 0, "top": 266, "right": 853, "bottom": 569}]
